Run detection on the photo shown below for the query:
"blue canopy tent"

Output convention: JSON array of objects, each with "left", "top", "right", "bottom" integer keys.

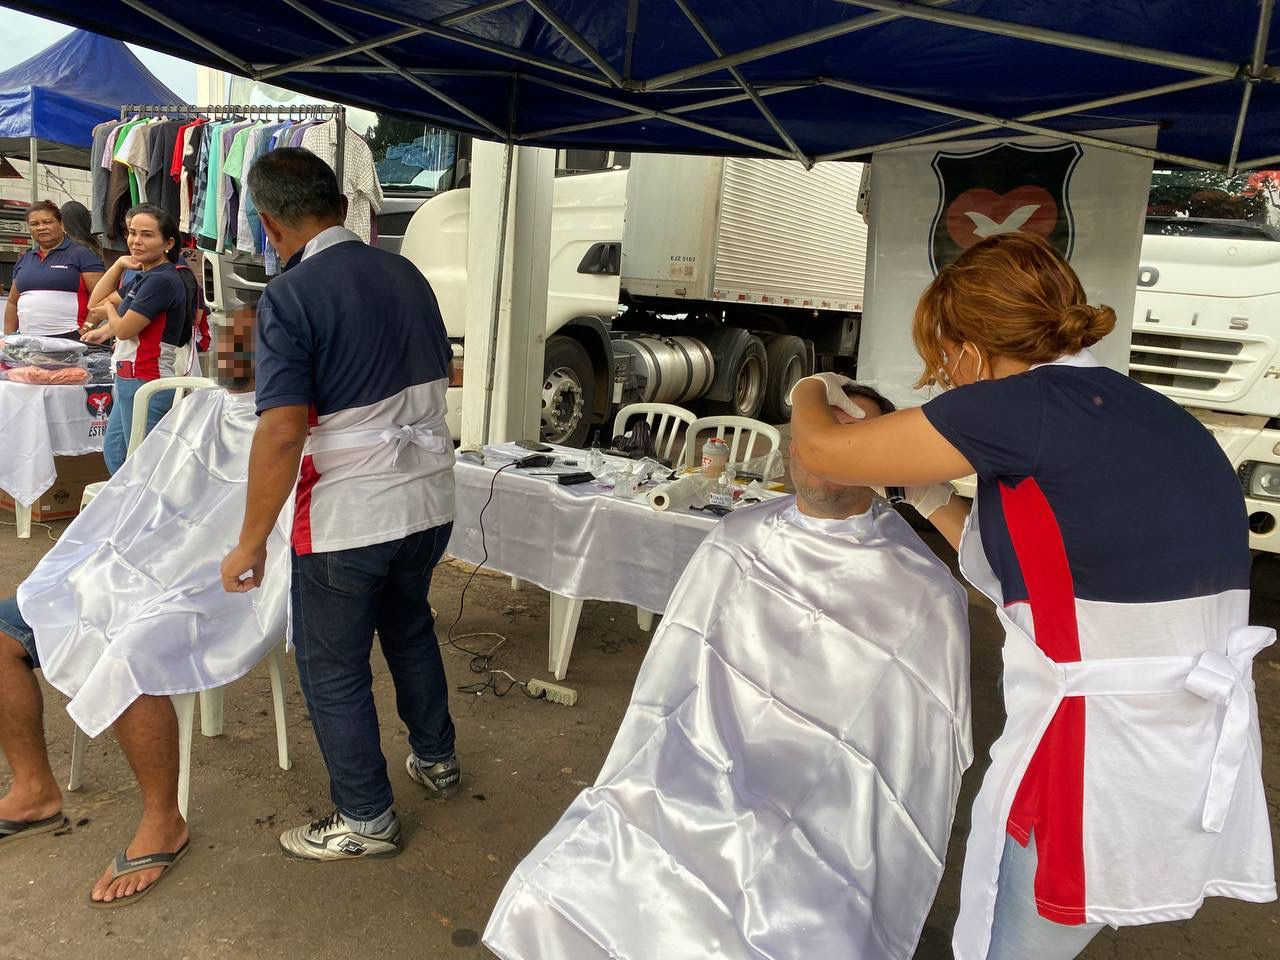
[
  {"left": 0, "top": 28, "right": 178, "bottom": 201},
  {"left": 0, "top": 1, "right": 1275, "bottom": 172}
]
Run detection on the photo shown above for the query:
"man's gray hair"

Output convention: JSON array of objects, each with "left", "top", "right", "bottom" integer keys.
[{"left": 246, "top": 147, "right": 343, "bottom": 227}]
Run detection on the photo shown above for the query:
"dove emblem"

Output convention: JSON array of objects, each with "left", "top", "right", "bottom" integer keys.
[
  {"left": 929, "top": 142, "right": 1082, "bottom": 273},
  {"left": 964, "top": 203, "right": 1042, "bottom": 238}
]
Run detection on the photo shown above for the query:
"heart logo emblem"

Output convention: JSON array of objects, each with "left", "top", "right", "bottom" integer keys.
[{"left": 946, "top": 185, "right": 1058, "bottom": 250}]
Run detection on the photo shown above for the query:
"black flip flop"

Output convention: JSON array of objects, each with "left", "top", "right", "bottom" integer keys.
[
  {"left": 88, "top": 839, "right": 190, "bottom": 909},
  {"left": 0, "top": 812, "right": 67, "bottom": 848}
]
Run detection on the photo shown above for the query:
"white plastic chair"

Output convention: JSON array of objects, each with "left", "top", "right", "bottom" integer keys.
[
  {"left": 67, "top": 376, "right": 292, "bottom": 819},
  {"left": 80, "top": 376, "right": 219, "bottom": 510},
  {"left": 681, "top": 415, "right": 783, "bottom": 471},
  {"left": 67, "top": 646, "right": 291, "bottom": 819},
  {"left": 611, "top": 402, "right": 697, "bottom": 464}
]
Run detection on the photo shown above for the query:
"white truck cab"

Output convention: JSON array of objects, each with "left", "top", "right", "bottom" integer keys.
[{"left": 1130, "top": 217, "right": 1280, "bottom": 552}]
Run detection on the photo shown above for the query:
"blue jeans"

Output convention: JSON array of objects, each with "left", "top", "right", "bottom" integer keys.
[
  {"left": 988, "top": 831, "right": 1105, "bottom": 960},
  {"left": 0, "top": 596, "right": 38, "bottom": 665},
  {"left": 290, "top": 523, "right": 456, "bottom": 825},
  {"left": 103, "top": 376, "right": 174, "bottom": 474}
]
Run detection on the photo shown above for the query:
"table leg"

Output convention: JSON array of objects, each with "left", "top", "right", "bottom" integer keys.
[
  {"left": 548, "top": 593, "right": 585, "bottom": 680},
  {"left": 637, "top": 608, "right": 656, "bottom": 632},
  {"left": 15, "top": 503, "right": 32, "bottom": 539}
]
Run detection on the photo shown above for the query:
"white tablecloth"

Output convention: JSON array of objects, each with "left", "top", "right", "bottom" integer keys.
[
  {"left": 0, "top": 380, "right": 109, "bottom": 507},
  {"left": 447, "top": 446, "right": 720, "bottom": 616}
]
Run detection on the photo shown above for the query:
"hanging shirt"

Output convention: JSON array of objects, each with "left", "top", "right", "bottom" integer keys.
[
  {"left": 145, "top": 120, "right": 183, "bottom": 222},
  {"left": 300, "top": 119, "right": 384, "bottom": 243},
  {"left": 89, "top": 120, "right": 120, "bottom": 236},
  {"left": 189, "top": 122, "right": 218, "bottom": 239},
  {"left": 11, "top": 238, "right": 106, "bottom": 337},
  {"left": 105, "top": 119, "right": 145, "bottom": 242},
  {"left": 118, "top": 120, "right": 158, "bottom": 206},
  {"left": 235, "top": 122, "right": 290, "bottom": 254},
  {"left": 219, "top": 122, "right": 258, "bottom": 252},
  {"left": 254, "top": 226, "right": 454, "bottom": 555},
  {"left": 484, "top": 498, "right": 972, "bottom": 960},
  {"left": 921, "top": 351, "right": 1275, "bottom": 948},
  {"left": 180, "top": 122, "right": 209, "bottom": 234},
  {"left": 111, "top": 261, "right": 193, "bottom": 381}
]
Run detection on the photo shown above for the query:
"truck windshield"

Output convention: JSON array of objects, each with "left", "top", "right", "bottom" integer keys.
[{"left": 369, "top": 117, "right": 460, "bottom": 193}]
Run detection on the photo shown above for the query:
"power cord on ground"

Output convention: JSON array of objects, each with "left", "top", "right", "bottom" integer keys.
[
  {"left": 0, "top": 518, "right": 60, "bottom": 542},
  {"left": 440, "top": 459, "right": 577, "bottom": 706}
]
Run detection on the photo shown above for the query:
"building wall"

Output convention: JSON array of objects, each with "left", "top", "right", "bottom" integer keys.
[{"left": 0, "top": 159, "right": 93, "bottom": 209}]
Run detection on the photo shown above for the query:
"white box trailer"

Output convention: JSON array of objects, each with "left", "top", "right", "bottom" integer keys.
[{"left": 621, "top": 154, "right": 866, "bottom": 314}]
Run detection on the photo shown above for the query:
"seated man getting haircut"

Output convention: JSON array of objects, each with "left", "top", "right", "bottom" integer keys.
[
  {"left": 0, "top": 311, "right": 290, "bottom": 906},
  {"left": 485, "top": 384, "right": 973, "bottom": 960}
]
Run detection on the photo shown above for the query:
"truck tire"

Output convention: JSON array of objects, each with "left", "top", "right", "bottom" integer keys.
[
  {"left": 542, "top": 335, "right": 595, "bottom": 447},
  {"left": 762, "top": 335, "right": 808, "bottom": 423},
  {"left": 706, "top": 335, "right": 767, "bottom": 419}
]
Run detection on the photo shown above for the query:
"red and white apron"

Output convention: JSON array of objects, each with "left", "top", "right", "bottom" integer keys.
[{"left": 952, "top": 498, "right": 1276, "bottom": 958}]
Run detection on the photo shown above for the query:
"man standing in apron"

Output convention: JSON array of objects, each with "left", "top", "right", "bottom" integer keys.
[{"left": 221, "top": 148, "right": 458, "bottom": 861}]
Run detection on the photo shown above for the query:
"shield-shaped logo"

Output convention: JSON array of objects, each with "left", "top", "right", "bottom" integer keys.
[
  {"left": 929, "top": 142, "right": 1083, "bottom": 274},
  {"left": 85, "top": 386, "right": 113, "bottom": 419}
]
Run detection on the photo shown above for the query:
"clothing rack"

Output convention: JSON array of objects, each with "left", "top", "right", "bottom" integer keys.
[{"left": 118, "top": 103, "right": 347, "bottom": 197}]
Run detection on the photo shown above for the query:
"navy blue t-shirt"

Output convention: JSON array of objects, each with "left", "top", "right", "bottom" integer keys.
[
  {"left": 114, "top": 261, "right": 192, "bottom": 380},
  {"left": 254, "top": 237, "right": 451, "bottom": 416},
  {"left": 12, "top": 238, "right": 106, "bottom": 335},
  {"left": 922, "top": 359, "right": 1250, "bottom": 604}
]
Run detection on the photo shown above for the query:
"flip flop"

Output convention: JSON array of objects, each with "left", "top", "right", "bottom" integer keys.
[
  {"left": 0, "top": 812, "right": 68, "bottom": 848},
  {"left": 88, "top": 840, "right": 190, "bottom": 909}
]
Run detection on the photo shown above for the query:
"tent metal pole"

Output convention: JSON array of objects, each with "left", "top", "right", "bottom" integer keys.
[
  {"left": 316, "top": 0, "right": 613, "bottom": 87},
  {"left": 518, "top": 85, "right": 807, "bottom": 140},
  {"left": 832, "top": 0, "right": 1241, "bottom": 79},
  {"left": 1238, "top": 151, "right": 1280, "bottom": 169},
  {"left": 258, "top": 26, "right": 423, "bottom": 80},
  {"left": 280, "top": 0, "right": 505, "bottom": 137},
  {"left": 1228, "top": 0, "right": 1275, "bottom": 174},
  {"left": 520, "top": 75, "right": 797, "bottom": 159},
  {"left": 623, "top": 0, "right": 641, "bottom": 82},
  {"left": 287, "top": 66, "right": 512, "bottom": 76},
  {"left": 480, "top": 140, "right": 516, "bottom": 446},
  {"left": 525, "top": 0, "right": 625, "bottom": 87},
  {"left": 820, "top": 78, "right": 1228, "bottom": 171},
  {"left": 119, "top": 0, "right": 256, "bottom": 76},
  {"left": 814, "top": 75, "right": 1228, "bottom": 162},
  {"left": 671, "top": 0, "right": 809, "bottom": 164},
  {"left": 640, "top": 0, "right": 955, "bottom": 91},
  {"left": 29, "top": 137, "right": 38, "bottom": 206}
]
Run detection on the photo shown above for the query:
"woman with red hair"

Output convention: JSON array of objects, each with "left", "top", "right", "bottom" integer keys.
[{"left": 791, "top": 231, "right": 1275, "bottom": 959}]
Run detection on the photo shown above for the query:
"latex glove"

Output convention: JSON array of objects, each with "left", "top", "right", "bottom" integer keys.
[
  {"left": 788, "top": 373, "right": 865, "bottom": 420},
  {"left": 875, "top": 482, "right": 955, "bottom": 519}
]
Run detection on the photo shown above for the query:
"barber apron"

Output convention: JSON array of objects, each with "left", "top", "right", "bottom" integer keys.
[{"left": 952, "top": 500, "right": 1275, "bottom": 959}]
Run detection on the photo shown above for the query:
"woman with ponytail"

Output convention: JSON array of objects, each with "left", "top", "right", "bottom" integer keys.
[{"left": 791, "top": 231, "right": 1274, "bottom": 959}]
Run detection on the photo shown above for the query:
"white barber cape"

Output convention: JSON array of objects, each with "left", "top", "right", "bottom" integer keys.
[
  {"left": 17, "top": 389, "right": 292, "bottom": 738},
  {"left": 484, "top": 498, "right": 972, "bottom": 960}
]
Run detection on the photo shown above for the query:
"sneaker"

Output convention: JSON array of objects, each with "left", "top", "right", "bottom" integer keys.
[
  {"left": 278, "top": 810, "right": 401, "bottom": 862},
  {"left": 405, "top": 753, "right": 461, "bottom": 798}
]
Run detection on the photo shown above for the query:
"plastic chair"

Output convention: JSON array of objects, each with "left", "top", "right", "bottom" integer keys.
[
  {"left": 612, "top": 402, "right": 697, "bottom": 464},
  {"left": 81, "top": 376, "right": 219, "bottom": 510},
  {"left": 67, "top": 376, "right": 290, "bottom": 819},
  {"left": 681, "top": 415, "right": 783, "bottom": 471},
  {"left": 67, "top": 644, "right": 292, "bottom": 820}
]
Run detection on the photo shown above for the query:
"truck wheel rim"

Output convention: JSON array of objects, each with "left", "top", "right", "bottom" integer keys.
[
  {"left": 781, "top": 355, "right": 804, "bottom": 407},
  {"left": 736, "top": 355, "right": 764, "bottom": 415},
  {"left": 542, "top": 366, "right": 584, "bottom": 443}
]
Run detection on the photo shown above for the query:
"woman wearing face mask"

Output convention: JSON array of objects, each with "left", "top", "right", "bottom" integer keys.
[
  {"left": 83, "top": 203, "right": 194, "bottom": 474},
  {"left": 791, "top": 231, "right": 1274, "bottom": 960},
  {"left": 3, "top": 200, "right": 105, "bottom": 338}
]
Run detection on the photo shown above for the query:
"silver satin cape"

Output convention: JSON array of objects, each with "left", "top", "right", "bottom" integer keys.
[
  {"left": 16, "top": 389, "right": 292, "bottom": 738},
  {"left": 484, "top": 498, "right": 973, "bottom": 960}
]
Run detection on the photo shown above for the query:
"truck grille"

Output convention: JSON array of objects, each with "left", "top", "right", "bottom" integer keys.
[{"left": 1129, "top": 331, "right": 1264, "bottom": 401}]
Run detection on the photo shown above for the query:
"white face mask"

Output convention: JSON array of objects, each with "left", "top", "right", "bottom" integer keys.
[{"left": 946, "top": 344, "right": 986, "bottom": 385}]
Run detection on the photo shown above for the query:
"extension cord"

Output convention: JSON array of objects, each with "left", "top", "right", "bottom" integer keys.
[{"left": 526, "top": 678, "right": 578, "bottom": 706}]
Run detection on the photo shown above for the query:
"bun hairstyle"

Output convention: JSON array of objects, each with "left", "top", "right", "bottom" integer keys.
[{"left": 911, "top": 231, "right": 1116, "bottom": 388}]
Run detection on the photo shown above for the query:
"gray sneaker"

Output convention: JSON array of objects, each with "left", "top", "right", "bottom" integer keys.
[
  {"left": 405, "top": 753, "right": 461, "bottom": 798},
  {"left": 278, "top": 810, "right": 401, "bottom": 862}
]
